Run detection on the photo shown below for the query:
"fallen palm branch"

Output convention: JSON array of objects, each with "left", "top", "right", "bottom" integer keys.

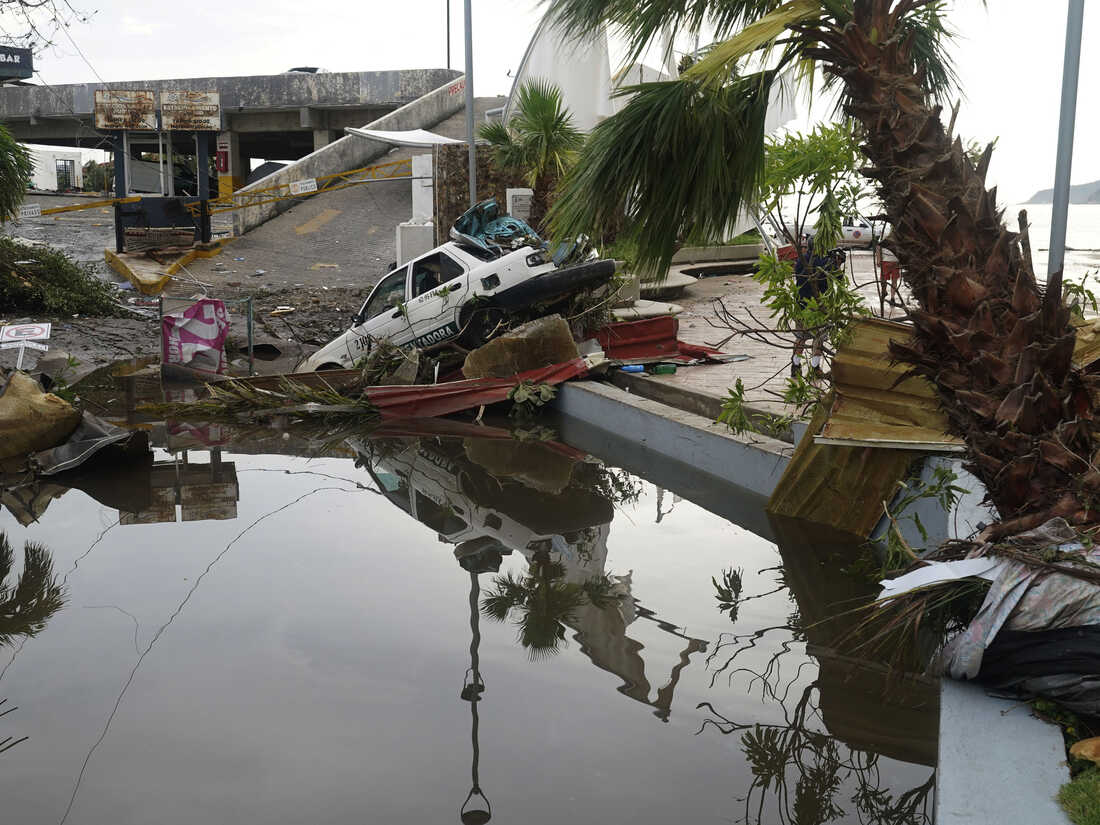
[
  {"left": 142, "top": 375, "right": 378, "bottom": 423},
  {"left": 842, "top": 518, "right": 1100, "bottom": 683}
]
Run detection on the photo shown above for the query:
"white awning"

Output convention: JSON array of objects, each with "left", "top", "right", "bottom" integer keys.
[{"left": 344, "top": 127, "right": 462, "bottom": 147}]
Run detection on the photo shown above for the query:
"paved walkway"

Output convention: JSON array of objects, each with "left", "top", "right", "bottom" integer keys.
[
  {"left": 180, "top": 96, "right": 507, "bottom": 297},
  {"left": 648, "top": 250, "right": 890, "bottom": 417}
]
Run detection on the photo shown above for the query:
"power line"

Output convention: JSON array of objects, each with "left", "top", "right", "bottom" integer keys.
[{"left": 56, "top": 19, "right": 106, "bottom": 86}]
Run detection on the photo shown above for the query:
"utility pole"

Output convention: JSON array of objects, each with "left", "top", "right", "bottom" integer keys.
[
  {"left": 1047, "top": 0, "right": 1085, "bottom": 283},
  {"left": 464, "top": 0, "right": 476, "bottom": 207}
]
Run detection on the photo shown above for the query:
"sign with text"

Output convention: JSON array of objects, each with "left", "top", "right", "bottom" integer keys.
[
  {"left": 289, "top": 178, "right": 318, "bottom": 195},
  {"left": 18, "top": 204, "right": 41, "bottom": 219},
  {"left": 0, "top": 322, "right": 51, "bottom": 343},
  {"left": 0, "top": 46, "right": 32, "bottom": 80},
  {"left": 1, "top": 340, "right": 47, "bottom": 352},
  {"left": 94, "top": 90, "right": 156, "bottom": 130},
  {"left": 161, "top": 91, "right": 221, "bottom": 131}
]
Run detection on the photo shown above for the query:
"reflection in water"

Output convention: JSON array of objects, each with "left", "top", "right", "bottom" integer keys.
[
  {"left": 0, "top": 414, "right": 940, "bottom": 822},
  {"left": 357, "top": 433, "right": 709, "bottom": 721},
  {"left": 456, "top": 543, "right": 503, "bottom": 824},
  {"left": 482, "top": 548, "right": 622, "bottom": 660},
  {"left": 697, "top": 685, "right": 934, "bottom": 825},
  {"left": 0, "top": 533, "right": 64, "bottom": 647},
  {"left": 0, "top": 533, "right": 64, "bottom": 760},
  {"left": 690, "top": 516, "right": 938, "bottom": 824}
]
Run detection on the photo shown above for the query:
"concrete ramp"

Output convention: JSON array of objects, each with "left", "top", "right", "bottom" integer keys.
[{"left": 233, "top": 76, "right": 467, "bottom": 235}]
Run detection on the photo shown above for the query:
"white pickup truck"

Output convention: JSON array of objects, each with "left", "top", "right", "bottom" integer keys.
[{"left": 298, "top": 201, "right": 614, "bottom": 371}]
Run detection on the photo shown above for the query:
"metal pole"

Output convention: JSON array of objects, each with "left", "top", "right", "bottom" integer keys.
[
  {"left": 1047, "top": 0, "right": 1085, "bottom": 282},
  {"left": 446, "top": 0, "right": 451, "bottom": 69},
  {"left": 463, "top": 0, "right": 476, "bottom": 207}
]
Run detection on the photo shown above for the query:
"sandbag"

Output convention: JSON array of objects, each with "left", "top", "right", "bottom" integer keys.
[{"left": 0, "top": 372, "right": 81, "bottom": 460}]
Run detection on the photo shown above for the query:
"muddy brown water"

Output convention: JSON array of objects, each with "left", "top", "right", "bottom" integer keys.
[{"left": 0, "top": 410, "right": 936, "bottom": 824}]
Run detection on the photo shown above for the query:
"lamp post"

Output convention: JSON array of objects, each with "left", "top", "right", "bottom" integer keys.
[
  {"left": 463, "top": 0, "right": 477, "bottom": 207},
  {"left": 1047, "top": 0, "right": 1085, "bottom": 285}
]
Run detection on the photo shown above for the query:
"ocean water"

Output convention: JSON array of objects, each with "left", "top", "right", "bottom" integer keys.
[{"left": 1008, "top": 202, "right": 1100, "bottom": 285}]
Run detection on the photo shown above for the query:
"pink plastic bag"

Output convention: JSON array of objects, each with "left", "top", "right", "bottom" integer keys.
[{"left": 161, "top": 299, "right": 230, "bottom": 374}]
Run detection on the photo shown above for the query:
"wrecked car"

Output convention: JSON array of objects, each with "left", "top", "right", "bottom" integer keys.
[{"left": 298, "top": 200, "right": 615, "bottom": 371}]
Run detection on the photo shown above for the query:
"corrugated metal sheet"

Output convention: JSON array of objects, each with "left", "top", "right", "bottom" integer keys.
[
  {"left": 817, "top": 318, "right": 963, "bottom": 451},
  {"left": 820, "top": 316, "right": 1100, "bottom": 449}
]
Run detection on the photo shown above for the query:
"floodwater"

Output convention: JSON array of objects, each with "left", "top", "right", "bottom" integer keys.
[{"left": 0, "top": 415, "right": 937, "bottom": 824}]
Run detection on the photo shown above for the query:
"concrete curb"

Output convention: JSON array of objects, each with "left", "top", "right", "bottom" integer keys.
[
  {"left": 606, "top": 370, "right": 808, "bottom": 444},
  {"left": 936, "top": 680, "right": 1070, "bottom": 824},
  {"left": 105, "top": 238, "right": 235, "bottom": 296},
  {"left": 552, "top": 380, "right": 792, "bottom": 499}
]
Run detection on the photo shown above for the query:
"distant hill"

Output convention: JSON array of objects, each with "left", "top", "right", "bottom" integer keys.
[{"left": 1027, "top": 179, "right": 1100, "bottom": 204}]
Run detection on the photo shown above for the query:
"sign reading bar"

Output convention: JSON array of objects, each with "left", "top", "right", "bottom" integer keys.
[
  {"left": 94, "top": 90, "right": 156, "bottom": 130},
  {"left": 161, "top": 91, "right": 221, "bottom": 131},
  {"left": 0, "top": 46, "right": 32, "bottom": 80}
]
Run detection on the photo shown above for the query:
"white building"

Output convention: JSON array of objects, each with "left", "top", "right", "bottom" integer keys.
[{"left": 25, "top": 146, "right": 84, "bottom": 191}]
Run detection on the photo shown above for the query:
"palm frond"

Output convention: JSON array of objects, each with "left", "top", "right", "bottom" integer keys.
[
  {"left": 0, "top": 537, "right": 65, "bottom": 646},
  {"left": 898, "top": 2, "right": 960, "bottom": 104},
  {"left": 685, "top": 0, "right": 824, "bottom": 86},
  {"left": 548, "top": 72, "right": 774, "bottom": 276},
  {"left": 0, "top": 124, "right": 33, "bottom": 222},
  {"left": 544, "top": 0, "right": 794, "bottom": 71},
  {"left": 477, "top": 119, "right": 513, "bottom": 147}
]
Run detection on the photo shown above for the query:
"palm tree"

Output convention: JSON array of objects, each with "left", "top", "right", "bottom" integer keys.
[
  {"left": 481, "top": 550, "right": 619, "bottom": 659},
  {"left": 547, "top": 1, "right": 1097, "bottom": 537},
  {"left": 0, "top": 124, "right": 33, "bottom": 222},
  {"left": 0, "top": 533, "right": 65, "bottom": 646},
  {"left": 478, "top": 80, "right": 584, "bottom": 229}
]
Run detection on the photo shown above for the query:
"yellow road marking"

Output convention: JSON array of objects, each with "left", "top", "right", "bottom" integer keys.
[{"left": 295, "top": 208, "right": 341, "bottom": 235}]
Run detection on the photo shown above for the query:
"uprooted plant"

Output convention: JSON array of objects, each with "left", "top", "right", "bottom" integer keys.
[
  {"left": 0, "top": 237, "right": 128, "bottom": 317},
  {"left": 142, "top": 376, "right": 378, "bottom": 423}
]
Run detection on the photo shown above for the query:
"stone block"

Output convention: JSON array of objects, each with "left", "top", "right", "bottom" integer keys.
[{"left": 462, "top": 314, "right": 579, "bottom": 379}]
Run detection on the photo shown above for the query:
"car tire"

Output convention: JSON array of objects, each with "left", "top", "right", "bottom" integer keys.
[{"left": 458, "top": 303, "right": 505, "bottom": 349}]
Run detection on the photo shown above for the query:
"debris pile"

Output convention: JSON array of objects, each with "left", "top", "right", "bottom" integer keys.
[{"left": 863, "top": 516, "right": 1100, "bottom": 715}]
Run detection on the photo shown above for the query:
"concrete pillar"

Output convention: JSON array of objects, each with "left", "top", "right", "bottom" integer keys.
[
  {"left": 411, "top": 154, "right": 433, "bottom": 222},
  {"left": 216, "top": 131, "right": 245, "bottom": 198},
  {"left": 313, "top": 128, "right": 336, "bottom": 152}
]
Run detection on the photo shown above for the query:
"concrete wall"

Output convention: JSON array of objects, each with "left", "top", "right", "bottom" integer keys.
[
  {"left": 0, "top": 69, "right": 460, "bottom": 121},
  {"left": 27, "top": 146, "right": 83, "bottom": 190},
  {"left": 232, "top": 75, "right": 467, "bottom": 235}
]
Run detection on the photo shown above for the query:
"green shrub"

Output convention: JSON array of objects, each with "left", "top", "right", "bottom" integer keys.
[{"left": 0, "top": 237, "right": 125, "bottom": 316}]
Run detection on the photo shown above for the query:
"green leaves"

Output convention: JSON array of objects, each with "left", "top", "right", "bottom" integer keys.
[
  {"left": 548, "top": 72, "right": 774, "bottom": 276},
  {"left": 0, "top": 124, "right": 32, "bottom": 223},
  {"left": 478, "top": 79, "right": 583, "bottom": 189},
  {"left": 685, "top": 0, "right": 824, "bottom": 87},
  {"left": 760, "top": 120, "right": 866, "bottom": 247}
]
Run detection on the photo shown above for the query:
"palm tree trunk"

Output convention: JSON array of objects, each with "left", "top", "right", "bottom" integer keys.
[{"left": 816, "top": 2, "right": 1100, "bottom": 535}]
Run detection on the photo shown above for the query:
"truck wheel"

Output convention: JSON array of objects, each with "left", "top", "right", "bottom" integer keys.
[{"left": 458, "top": 304, "right": 505, "bottom": 348}]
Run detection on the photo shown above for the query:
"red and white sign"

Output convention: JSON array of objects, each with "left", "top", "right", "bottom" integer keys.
[{"left": 0, "top": 322, "right": 51, "bottom": 342}]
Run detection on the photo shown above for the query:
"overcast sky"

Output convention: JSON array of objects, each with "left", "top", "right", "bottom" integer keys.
[{"left": 15, "top": 1, "right": 1100, "bottom": 203}]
